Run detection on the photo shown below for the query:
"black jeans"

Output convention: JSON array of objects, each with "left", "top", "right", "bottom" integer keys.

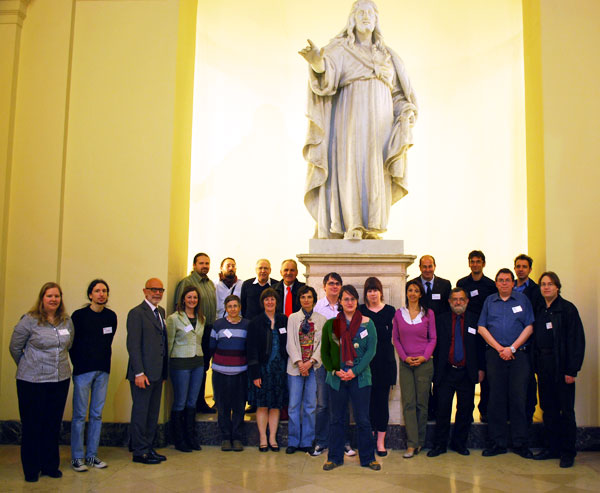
[
  {"left": 433, "top": 366, "right": 475, "bottom": 449},
  {"left": 213, "top": 371, "right": 247, "bottom": 441},
  {"left": 17, "top": 379, "right": 70, "bottom": 478},
  {"left": 486, "top": 348, "right": 530, "bottom": 448},
  {"left": 536, "top": 352, "right": 577, "bottom": 458}
]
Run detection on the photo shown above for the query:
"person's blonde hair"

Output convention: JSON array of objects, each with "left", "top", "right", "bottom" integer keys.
[{"left": 28, "top": 282, "right": 69, "bottom": 324}]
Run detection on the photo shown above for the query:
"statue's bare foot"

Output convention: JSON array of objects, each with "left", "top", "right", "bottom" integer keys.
[
  {"left": 364, "top": 232, "right": 382, "bottom": 240},
  {"left": 344, "top": 229, "right": 363, "bottom": 240}
]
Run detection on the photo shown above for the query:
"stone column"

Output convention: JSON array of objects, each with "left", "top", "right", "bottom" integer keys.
[{"left": 297, "top": 239, "right": 416, "bottom": 424}]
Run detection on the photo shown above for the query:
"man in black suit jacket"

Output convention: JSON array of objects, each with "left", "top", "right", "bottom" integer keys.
[
  {"left": 240, "top": 259, "right": 278, "bottom": 319},
  {"left": 273, "top": 259, "right": 305, "bottom": 316},
  {"left": 409, "top": 255, "right": 452, "bottom": 316},
  {"left": 428, "top": 288, "right": 485, "bottom": 457},
  {"left": 126, "top": 278, "right": 168, "bottom": 464}
]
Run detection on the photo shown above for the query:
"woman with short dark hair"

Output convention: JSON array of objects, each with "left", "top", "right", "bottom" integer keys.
[{"left": 246, "top": 288, "right": 288, "bottom": 451}]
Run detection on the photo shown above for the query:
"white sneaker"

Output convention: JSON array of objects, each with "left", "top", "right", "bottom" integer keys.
[
  {"left": 85, "top": 456, "right": 108, "bottom": 469},
  {"left": 344, "top": 444, "right": 356, "bottom": 457},
  {"left": 71, "top": 458, "right": 88, "bottom": 472},
  {"left": 308, "top": 445, "right": 325, "bottom": 456}
]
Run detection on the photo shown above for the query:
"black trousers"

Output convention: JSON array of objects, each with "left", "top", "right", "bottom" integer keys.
[
  {"left": 478, "top": 376, "right": 489, "bottom": 417},
  {"left": 213, "top": 370, "right": 247, "bottom": 441},
  {"left": 129, "top": 380, "right": 163, "bottom": 455},
  {"left": 486, "top": 348, "right": 530, "bottom": 448},
  {"left": 16, "top": 379, "right": 70, "bottom": 478},
  {"left": 433, "top": 366, "right": 475, "bottom": 448},
  {"left": 536, "top": 352, "right": 577, "bottom": 458},
  {"left": 369, "top": 385, "right": 391, "bottom": 433}
]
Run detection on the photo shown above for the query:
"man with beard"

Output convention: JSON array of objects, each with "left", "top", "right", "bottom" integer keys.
[
  {"left": 175, "top": 253, "right": 217, "bottom": 413},
  {"left": 216, "top": 257, "right": 243, "bottom": 319},
  {"left": 427, "top": 288, "right": 484, "bottom": 457}
]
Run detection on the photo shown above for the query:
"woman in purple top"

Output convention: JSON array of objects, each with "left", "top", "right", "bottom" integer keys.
[{"left": 393, "top": 279, "right": 436, "bottom": 458}]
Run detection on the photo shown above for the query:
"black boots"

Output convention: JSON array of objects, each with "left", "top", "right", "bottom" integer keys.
[
  {"left": 184, "top": 407, "right": 201, "bottom": 451},
  {"left": 171, "top": 409, "right": 191, "bottom": 452}
]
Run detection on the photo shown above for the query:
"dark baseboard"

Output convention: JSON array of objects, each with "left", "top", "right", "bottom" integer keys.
[{"left": 1, "top": 420, "right": 599, "bottom": 450}]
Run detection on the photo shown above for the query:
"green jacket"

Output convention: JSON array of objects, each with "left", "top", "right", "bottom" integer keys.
[
  {"left": 166, "top": 311, "right": 204, "bottom": 359},
  {"left": 321, "top": 318, "right": 377, "bottom": 390}
]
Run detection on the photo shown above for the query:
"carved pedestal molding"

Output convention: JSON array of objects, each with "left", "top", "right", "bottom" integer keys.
[
  {"left": 297, "top": 239, "right": 416, "bottom": 424},
  {"left": 0, "top": 0, "right": 29, "bottom": 27}
]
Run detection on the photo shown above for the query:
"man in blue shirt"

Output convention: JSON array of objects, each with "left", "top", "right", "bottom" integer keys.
[{"left": 478, "top": 268, "right": 534, "bottom": 459}]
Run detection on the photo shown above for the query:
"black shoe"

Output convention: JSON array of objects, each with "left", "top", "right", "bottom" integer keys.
[
  {"left": 323, "top": 461, "right": 342, "bottom": 471},
  {"left": 40, "top": 469, "right": 62, "bottom": 478},
  {"left": 427, "top": 446, "right": 447, "bottom": 457},
  {"left": 363, "top": 461, "right": 381, "bottom": 471},
  {"left": 24, "top": 473, "right": 39, "bottom": 482},
  {"left": 376, "top": 449, "right": 388, "bottom": 457},
  {"left": 149, "top": 449, "right": 167, "bottom": 461},
  {"left": 298, "top": 446, "right": 311, "bottom": 453},
  {"left": 132, "top": 453, "right": 161, "bottom": 465},
  {"left": 513, "top": 447, "right": 533, "bottom": 459},
  {"left": 269, "top": 443, "right": 280, "bottom": 452},
  {"left": 482, "top": 446, "right": 507, "bottom": 457},
  {"left": 560, "top": 455, "right": 575, "bottom": 468},
  {"left": 533, "top": 449, "right": 561, "bottom": 461},
  {"left": 450, "top": 444, "right": 470, "bottom": 456},
  {"left": 258, "top": 445, "right": 268, "bottom": 452},
  {"left": 285, "top": 446, "right": 297, "bottom": 454}
]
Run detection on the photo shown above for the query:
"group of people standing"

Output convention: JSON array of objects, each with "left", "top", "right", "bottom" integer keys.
[{"left": 8, "top": 250, "right": 585, "bottom": 482}]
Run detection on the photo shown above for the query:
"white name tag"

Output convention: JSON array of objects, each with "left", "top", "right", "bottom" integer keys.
[
  {"left": 183, "top": 324, "right": 194, "bottom": 333},
  {"left": 103, "top": 326, "right": 113, "bottom": 335},
  {"left": 546, "top": 322, "right": 553, "bottom": 329},
  {"left": 468, "top": 327, "right": 477, "bottom": 335},
  {"left": 223, "top": 329, "right": 233, "bottom": 338},
  {"left": 470, "top": 289, "right": 479, "bottom": 297},
  {"left": 278, "top": 327, "right": 287, "bottom": 334},
  {"left": 512, "top": 305, "right": 523, "bottom": 313},
  {"left": 58, "top": 328, "right": 70, "bottom": 336},
  {"left": 360, "top": 329, "right": 368, "bottom": 339},
  {"left": 432, "top": 293, "right": 441, "bottom": 300}
]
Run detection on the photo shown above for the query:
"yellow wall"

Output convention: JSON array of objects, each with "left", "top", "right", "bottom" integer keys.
[
  {"left": 0, "top": 0, "right": 197, "bottom": 422},
  {"left": 1, "top": 0, "right": 598, "bottom": 426},
  {"left": 524, "top": 0, "right": 600, "bottom": 425}
]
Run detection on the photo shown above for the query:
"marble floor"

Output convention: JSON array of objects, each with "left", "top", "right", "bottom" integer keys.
[{"left": 0, "top": 445, "right": 598, "bottom": 493}]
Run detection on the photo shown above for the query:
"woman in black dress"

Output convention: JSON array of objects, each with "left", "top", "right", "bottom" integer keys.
[
  {"left": 359, "top": 277, "right": 396, "bottom": 456},
  {"left": 246, "top": 288, "right": 288, "bottom": 451}
]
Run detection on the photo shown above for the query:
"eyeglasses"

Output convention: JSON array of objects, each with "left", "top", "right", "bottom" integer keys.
[
  {"left": 326, "top": 281, "right": 341, "bottom": 286},
  {"left": 341, "top": 297, "right": 356, "bottom": 303},
  {"left": 145, "top": 287, "right": 165, "bottom": 293}
]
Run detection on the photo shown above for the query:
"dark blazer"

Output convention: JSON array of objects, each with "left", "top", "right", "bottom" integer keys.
[
  {"left": 519, "top": 278, "right": 544, "bottom": 313},
  {"left": 533, "top": 296, "right": 585, "bottom": 379},
  {"left": 240, "top": 277, "right": 278, "bottom": 319},
  {"left": 126, "top": 301, "right": 167, "bottom": 382},
  {"left": 433, "top": 310, "right": 484, "bottom": 386},
  {"left": 273, "top": 279, "right": 306, "bottom": 314},
  {"left": 409, "top": 276, "right": 452, "bottom": 316},
  {"left": 246, "top": 312, "right": 288, "bottom": 380}
]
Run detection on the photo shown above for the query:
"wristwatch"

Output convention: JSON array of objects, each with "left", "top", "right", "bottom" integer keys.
[{"left": 510, "top": 346, "right": 516, "bottom": 354}]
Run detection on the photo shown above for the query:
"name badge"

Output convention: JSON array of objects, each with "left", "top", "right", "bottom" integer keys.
[
  {"left": 468, "top": 327, "right": 477, "bottom": 335},
  {"left": 432, "top": 293, "right": 441, "bottom": 300},
  {"left": 546, "top": 322, "right": 553, "bottom": 330},
  {"left": 223, "top": 329, "right": 233, "bottom": 338},
  {"left": 512, "top": 305, "right": 523, "bottom": 313},
  {"left": 58, "top": 328, "right": 70, "bottom": 336},
  {"left": 279, "top": 327, "right": 287, "bottom": 334},
  {"left": 103, "top": 326, "right": 113, "bottom": 335},
  {"left": 360, "top": 329, "right": 368, "bottom": 339},
  {"left": 470, "top": 289, "right": 479, "bottom": 297},
  {"left": 183, "top": 324, "right": 194, "bottom": 333}
]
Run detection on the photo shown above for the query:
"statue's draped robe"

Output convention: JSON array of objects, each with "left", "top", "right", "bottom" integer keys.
[{"left": 303, "top": 39, "right": 417, "bottom": 238}]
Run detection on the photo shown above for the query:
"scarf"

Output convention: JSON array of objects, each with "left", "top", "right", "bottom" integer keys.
[
  {"left": 300, "top": 308, "right": 313, "bottom": 334},
  {"left": 219, "top": 272, "right": 238, "bottom": 289},
  {"left": 333, "top": 310, "right": 362, "bottom": 364}
]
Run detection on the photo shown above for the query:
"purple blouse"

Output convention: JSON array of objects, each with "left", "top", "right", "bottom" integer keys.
[{"left": 392, "top": 307, "right": 437, "bottom": 361}]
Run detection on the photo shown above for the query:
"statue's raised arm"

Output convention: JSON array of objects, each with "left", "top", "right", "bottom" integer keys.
[{"left": 298, "top": 39, "right": 325, "bottom": 74}]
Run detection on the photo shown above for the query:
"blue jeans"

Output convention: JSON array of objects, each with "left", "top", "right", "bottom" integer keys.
[
  {"left": 71, "top": 371, "right": 109, "bottom": 460},
  {"left": 287, "top": 369, "right": 317, "bottom": 448},
  {"left": 315, "top": 365, "right": 351, "bottom": 448},
  {"left": 328, "top": 379, "right": 374, "bottom": 466},
  {"left": 170, "top": 366, "right": 205, "bottom": 411}
]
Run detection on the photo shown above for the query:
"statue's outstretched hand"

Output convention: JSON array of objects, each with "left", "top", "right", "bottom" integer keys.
[{"left": 299, "top": 39, "right": 325, "bottom": 73}]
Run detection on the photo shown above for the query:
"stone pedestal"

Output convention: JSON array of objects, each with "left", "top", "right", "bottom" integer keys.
[{"left": 297, "top": 239, "right": 416, "bottom": 424}]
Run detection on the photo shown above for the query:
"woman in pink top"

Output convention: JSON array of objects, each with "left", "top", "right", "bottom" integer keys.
[{"left": 393, "top": 279, "right": 437, "bottom": 458}]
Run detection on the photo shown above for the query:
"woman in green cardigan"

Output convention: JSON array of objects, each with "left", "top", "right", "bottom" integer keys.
[{"left": 321, "top": 284, "right": 380, "bottom": 471}]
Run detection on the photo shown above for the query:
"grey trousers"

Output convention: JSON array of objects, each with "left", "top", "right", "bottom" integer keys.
[
  {"left": 129, "top": 380, "right": 163, "bottom": 455},
  {"left": 399, "top": 359, "right": 434, "bottom": 448}
]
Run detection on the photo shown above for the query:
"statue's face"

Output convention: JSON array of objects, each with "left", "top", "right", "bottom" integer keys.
[{"left": 354, "top": 3, "right": 376, "bottom": 35}]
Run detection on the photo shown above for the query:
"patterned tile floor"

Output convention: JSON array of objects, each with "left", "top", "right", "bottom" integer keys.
[{"left": 0, "top": 445, "right": 598, "bottom": 492}]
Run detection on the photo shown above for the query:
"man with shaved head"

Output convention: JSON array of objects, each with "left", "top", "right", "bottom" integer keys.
[
  {"left": 126, "top": 278, "right": 169, "bottom": 464},
  {"left": 240, "top": 259, "right": 277, "bottom": 320}
]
